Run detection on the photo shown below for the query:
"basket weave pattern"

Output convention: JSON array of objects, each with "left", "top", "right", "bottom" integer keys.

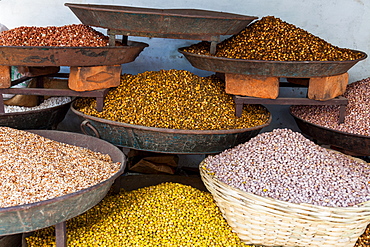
[{"left": 200, "top": 162, "right": 370, "bottom": 247}]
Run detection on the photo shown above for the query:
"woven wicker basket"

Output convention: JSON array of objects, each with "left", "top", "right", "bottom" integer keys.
[{"left": 200, "top": 160, "right": 370, "bottom": 247}]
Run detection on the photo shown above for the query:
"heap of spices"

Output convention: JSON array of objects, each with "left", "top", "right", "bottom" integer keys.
[
  {"left": 183, "top": 16, "right": 363, "bottom": 61},
  {"left": 74, "top": 69, "right": 270, "bottom": 130},
  {"left": 26, "top": 183, "right": 253, "bottom": 247},
  {"left": 0, "top": 24, "right": 110, "bottom": 47}
]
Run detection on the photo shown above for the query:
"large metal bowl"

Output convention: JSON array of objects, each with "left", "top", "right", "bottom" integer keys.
[
  {"left": 0, "top": 41, "right": 148, "bottom": 67},
  {"left": 71, "top": 104, "right": 271, "bottom": 154},
  {"left": 290, "top": 107, "right": 370, "bottom": 156},
  {"left": 65, "top": 3, "right": 257, "bottom": 40},
  {"left": 0, "top": 100, "right": 71, "bottom": 130},
  {"left": 0, "top": 130, "right": 126, "bottom": 235},
  {"left": 178, "top": 49, "right": 367, "bottom": 78}
]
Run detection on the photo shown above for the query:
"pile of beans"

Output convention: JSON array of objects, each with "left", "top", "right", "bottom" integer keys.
[
  {"left": 0, "top": 24, "right": 110, "bottom": 47},
  {"left": 4, "top": 96, "right": 72, "bottom": 113},
  {"left": 202, "top": 128, "right": 370, "bottom": 207},
  {"left": 183, "top": 16, "right": 363, "bottom": 61},
  {"left": 0, "top": 127, "right": 121, "bottom": 208},
  {"left": 74, "top": 69, "right": 270, "bottom": 130},
  {"left": 291, "top": 77, "right": 370, "bottom": 137},
  {"left": 26, "top": 182, "right": 253, "bottom": 247}
]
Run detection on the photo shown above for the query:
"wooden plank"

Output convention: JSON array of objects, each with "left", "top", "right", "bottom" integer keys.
[
  {"left": 234, "top": 96, "right": 348, "bottom": 106},
  {"left": 0, "top": 87, "right": 110, "bottom": 113},
  {"left": 234, "top": 95, "right": 348, "bottom": 123}
]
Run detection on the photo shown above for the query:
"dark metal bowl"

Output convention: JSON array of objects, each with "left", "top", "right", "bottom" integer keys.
[
  {"left": 65, "top": 3, "right": 257, "bottom": 40},
  {"left": 71, "top": 104, "right": 272, "bottom": 154},
  {"left": 178, "top": 49, "right": 367, "bottom": 78},
  {"left": 0, "top": 41, "right": 148, "bottom": 67},
  {"left": 0, "top": 130, "right": 126, "bottom": 236},
  {"left": 0, "top": 100, "right": 72, "bottom": 130},
  {"left": 290, "top": 107, "right": 370, "bottom": 156}
]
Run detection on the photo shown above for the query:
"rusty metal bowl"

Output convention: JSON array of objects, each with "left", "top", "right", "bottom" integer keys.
[
  {"left": 178, "top": 49, "right": 367, "bottom": 78},
  {"left": 0, "top": 130, "right": 126, "bottom": 236},
  {"left": 0, "top": 41, "right": 148, "bottom": 67},
  {"left": 290, "top": 107, "right": 370, "bottom": 156},
  {"left": 0, "top": 100, "right": 72, "bottom": 130},
  {"left": 64, "top": 3, "right": 257, "bottom": 40},
  {"left": 71, "top": 104, "right": 272, "bottom": 154}
]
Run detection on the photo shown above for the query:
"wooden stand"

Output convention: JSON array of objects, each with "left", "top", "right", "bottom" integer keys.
[
  {"left": 0, "top": 64, "right": 122, "bottom": 113},
  {"left": 225, "top": 72, "right": 349, "bottom": 101},
  {"left": 222, "top": 72, "right": 350, "bottom": 124},
  {"left": 0, "top": 73, "right": 111, "bottom": 113}
]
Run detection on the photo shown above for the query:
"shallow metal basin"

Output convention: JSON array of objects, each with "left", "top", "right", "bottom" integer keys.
[
  {"left": 71, "top": 104, "right": 271, "bottom": 154},
  {"left": 0, "top": 130, "right": 126, "bottom": 235}
]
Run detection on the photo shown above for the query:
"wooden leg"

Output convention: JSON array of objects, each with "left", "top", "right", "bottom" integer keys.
[
  {"left": 233, "top": 96, "right": 244, "bottom": 117},
  {"left": 55, "top": 221, "right": 67, "bottom": 247},
  {"left": 0, "top": 66, "right": 11, "bottom": 88},
  {"left": 0, "top": 94, "right": 4, "bottom": 113},
  {"left": 339, "top": 105, "right": 346, "bottom": 123},
  {"left": 96, "top": 96, "right": 104, "bottom": 112}
]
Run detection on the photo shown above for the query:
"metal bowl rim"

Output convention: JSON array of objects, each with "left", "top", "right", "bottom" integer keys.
[
  {"left": 289, "top": 106, "right": 370, "bottom": 139},
  {"left": 0, "top": 40, "right": 149, "bottom": 50},
  {"left": 64, "top": 3, "right": 258, "bottom": 20},
  {"left": 71, "top": 103, "right": 272, "bottom": 134},
  {"left": 178, "top": 48, "right": 367, "bottom": 65},
  {"left": 0, "top": 130, "right": 126, "bottom": 213}
]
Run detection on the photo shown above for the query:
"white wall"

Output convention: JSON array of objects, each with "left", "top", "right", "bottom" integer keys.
[{"left": 0, "top": 0, "right": 369, "bottom": 132}]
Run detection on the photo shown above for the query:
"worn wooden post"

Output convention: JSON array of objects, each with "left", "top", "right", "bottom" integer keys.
[{"left": 0, "top": 66, "right": 11, "bottom": 89}]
